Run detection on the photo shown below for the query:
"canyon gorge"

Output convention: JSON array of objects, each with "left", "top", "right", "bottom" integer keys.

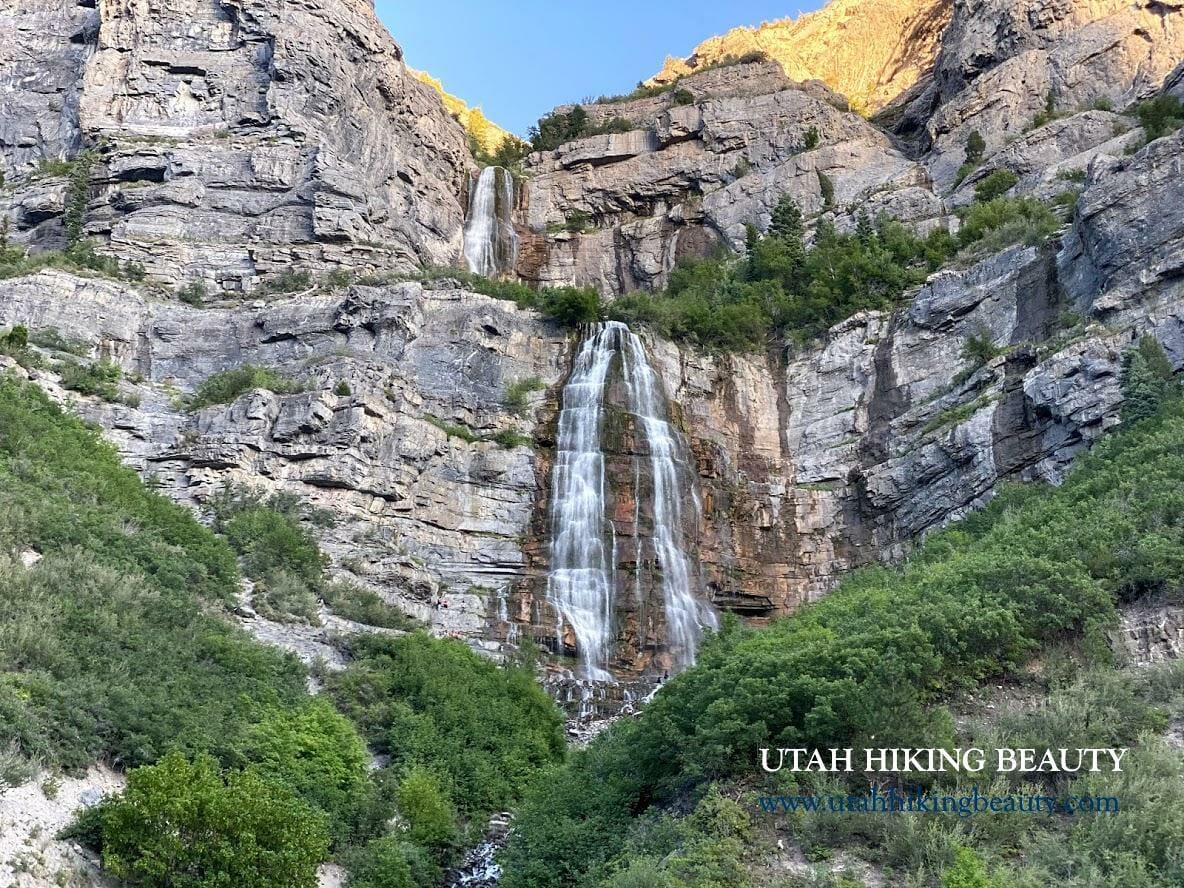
[
  {"left": 1, "top": 1, "right": 1183, "bottom": 882},
  {"left": 3, "top": 0, "right": 1182, "bottom": 688}
]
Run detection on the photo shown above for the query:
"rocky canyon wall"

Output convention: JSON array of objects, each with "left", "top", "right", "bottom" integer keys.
[
  {"left": 1, "top": 0, "right": 1182, "bottom": 680},
  {"left": 1, "top": 0, "right": 472, "bottom": 291}
]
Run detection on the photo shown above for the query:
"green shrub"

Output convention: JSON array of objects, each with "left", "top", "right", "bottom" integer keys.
[
  {"left": 424, "top": 414, "right": 479, "bottom": 443},
  {"left": 396, "top": 767, "right": 458, "bottom": 850},
  {"left": 322, "top": 581, "right": 420, "bottom": 630},
  {"left": 97, "top": 752, "right": 329, "bottom": 888},
  {"left": 537, "top": 285, "right": 606, "bottom": 327},
  {"left": 961, "top": 328, "right": 1005, "bottom": 367},
  {"left": 57, "top": 358, "right": 123, "bottom": 402},
  {"left": 530, "top": 106, "right": 590, "bottom": 151},
  {"left": 238, "top": 701, "right": 372, "bottom": 846},
  {"left": 178, "top": 281, "right": 208, "bottom": 306},
  {"left": 804, "top": 127, "right": 821, "bottom": 150},
  {"left": 943, "top": 847, "right": 998, "bottom": 888},
  {"left": 260, "top": 269, "right": 313, "bottom": 294},
  {"left": 0, "top": 325, "right": 39, "bottom": 369},
  {"left": 188, "top": 365, "right": 308, "bottom": 409},
  {"left": 334, "top": 380, "right": 352, "bottom": 397},
  {"left": 326, "top": 632, "right": 565, "bottom": 821},
  {"left": 342, "top": 837, "right": 440, "bottom": 888},
  {"left": 973, "top": 170, "right": 1019, "bottom": 202},
  {"left": 957, "top": 197, "right": 1060, "bottom": 252},
  {"left": 493, "top": 429, "right": 533, "bottom": 449},
  {"left": 672, "top": 88, "right": 696, "bottom": 107},
  {"left": 1134, "top": 94, "right": 1184, "bottom": 142},
  {"left": 209, "top": 485, "right": 327, "bottom": 613},
  {"left": 505, "top": 377, "right": 545, "bottom": 415}
]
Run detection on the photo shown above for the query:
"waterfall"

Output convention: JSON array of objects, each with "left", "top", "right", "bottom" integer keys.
[
  {"left": 547, "top": 321, "right": 717, "bottom": 680},
  {"left": 547, "top": 325, "right": 618, "bottom": 682},
  {"left": 463, "top": 166, "right": 518, "bottom": 277},
  {"left": 617, "top": 330, "right": 720, "bottom": 670}
]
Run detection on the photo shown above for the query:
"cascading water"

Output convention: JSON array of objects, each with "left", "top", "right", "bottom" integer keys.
[
  {"left": 462, "top": 166, "right": 518, "bottom": 277},
  {"left": 547, "top": 325, "right": 619, "bottom": 682},
  {"left": 547, "top": 321, "right": 717, "bottom": 680},
  {"left": 617, "top": 330, "right": 720, "bottom": 670}
]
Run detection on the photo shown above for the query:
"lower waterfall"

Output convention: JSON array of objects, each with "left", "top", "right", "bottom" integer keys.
[
  {"left": 547, "top": 321, "right": 717, "bottom": 681},
  {"left": 462, "top": 166, "right": 518, "bottom": 277}
]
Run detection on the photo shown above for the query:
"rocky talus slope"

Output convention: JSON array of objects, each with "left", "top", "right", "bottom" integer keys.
[{"left": 0, "top": 0, "right": 1182, "bottom": 677}]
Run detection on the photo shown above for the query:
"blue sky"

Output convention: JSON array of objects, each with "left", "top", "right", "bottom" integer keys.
[{"left": 375, "top": 2, "right": 826, "bottom": 136}]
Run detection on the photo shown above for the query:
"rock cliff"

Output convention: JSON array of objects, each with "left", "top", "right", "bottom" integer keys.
[
  {"left": 0, "top": 0, "right": 472, "bottom": 291},
  {"left": 1, "top": 0, "right": 1182, "bottom": 683},
  {"left": 648, "top": 0, "right": 953, "bottom": 113},
  {"left": 518, "top": 0, "right": 1184, "bottom": 295}
]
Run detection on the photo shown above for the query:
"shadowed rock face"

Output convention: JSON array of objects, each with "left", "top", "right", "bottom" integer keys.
[{"left": 1, "top": 0, "right": 472, "bottom": 290}]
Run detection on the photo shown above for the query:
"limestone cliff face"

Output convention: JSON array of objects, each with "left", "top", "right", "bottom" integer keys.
[
  {"left": 518, "top": 0, "right": 1184, "bottom": 295},
  {"left": 896, "top": 0, "right": 1184, "bottom": 184},
  {"left": 649, "top": 0, "right": 953, "bottom": 113},
  {"left": 0, "top": 0, "right": 473, "bottom": 290},
  {"left": 2, "top": 0, "right": 1183, "bottom": 682},
  {"left": 518, "top": 59, "right": 939, "bottom": 295}
]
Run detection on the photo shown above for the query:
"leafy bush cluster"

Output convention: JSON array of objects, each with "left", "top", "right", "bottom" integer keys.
[
  {"left": 207, "top": 485, "right": 329, "bottom": 624},
  {"left": 57, "top": 358, "right": 129, "bottom": 403},
  {"left": 92, "top": 752, "right": 331, "bottom": 888},
  {"left": 1134, "top": 94, "right": 1184, "bottom": 142},
  {"left": 322, "top": 580, "right": 421, "bottom": 631},
  {"left": 529, "top": 106, "right": 635, "bottom": 152},
  {"left": 609, "top": 189, "right": 1063, "bottom": 352},
  {"left": 503, "top": 395, "right": 1184, "bottom": 886},
  {"left": 327, "top": 632, "right": 565, "bottom": 883},
  {"left": 0, "top": 374, "right": 568, "bottom": 886},
  {"left": 187, "top": 364, "right": 309, "bottom": 410},
  {"left": 0, "top": 378, "right": 297, "bottom": 772}
]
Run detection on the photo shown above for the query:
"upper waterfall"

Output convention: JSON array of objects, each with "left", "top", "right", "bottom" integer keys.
[
  {"left": 462, "top": 166, "right": 518, "bottom": 278},
  {"left": 547, "top": 321, "right": 717, "bottom": 680}
]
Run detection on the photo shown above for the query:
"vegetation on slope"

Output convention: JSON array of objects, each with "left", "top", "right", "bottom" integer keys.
[
  {"left": 0, "top": 373, "right": 566, "bottom": 886},
  {"left": 502, "top": 354, "right": 1184, "bottom": 887},
  {"left": 610, "top": 192, "right": 1060, "bottom": 353}
]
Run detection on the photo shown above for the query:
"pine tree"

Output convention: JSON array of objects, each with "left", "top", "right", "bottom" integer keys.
[
  {"left": 769, "top": 195, "right": 804, "bottom": 243},
  {"left": 855, "top": 211, "right": 876, "bottom": 246},
  {"left": 1122, "top": 336, "right": 1178, "bottom": 423}
]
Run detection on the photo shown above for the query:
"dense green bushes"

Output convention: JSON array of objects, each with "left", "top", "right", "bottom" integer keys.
[
  {"left": 208, "top": 485, "right": 328, "bottom": 623},
  {"left": 611, "top": 191, "right": 1062, "bottom": 352},
  {"left": 0, "top": 378, "right": 305, "bottom": 771},
  {"left": 96, "top": 752, "right": 329, "bottom": 888},
  {"left": 326, "top": 632, "right": 565, "bottom": 822},
  {"left": 610, "top": 198, "right": 956, "bottom": 351},
  {"left": 188, "top": 365, "right": 309, "bottom": 410},
  {"left": 503, "top": 396, "right": 1184, "bottom": 886},
  {"left": 0, "top": 374, "right": 569, "bottom": 885}
]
